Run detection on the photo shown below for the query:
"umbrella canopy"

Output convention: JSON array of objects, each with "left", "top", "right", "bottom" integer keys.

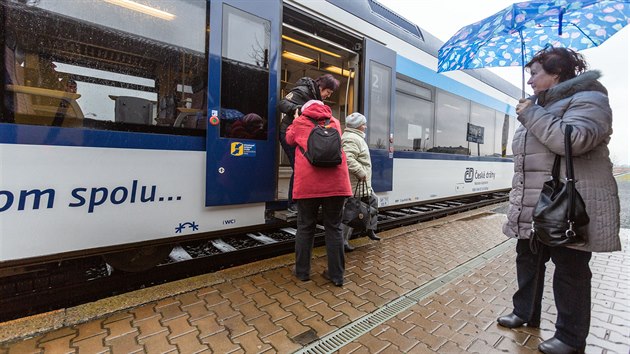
[{"left": 437, "top": 0, "right": 630, "bottom": 96}]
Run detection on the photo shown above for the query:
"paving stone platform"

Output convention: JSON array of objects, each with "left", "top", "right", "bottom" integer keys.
[{"left": 1, "top": 206, "right": 628, "bottom": 353}]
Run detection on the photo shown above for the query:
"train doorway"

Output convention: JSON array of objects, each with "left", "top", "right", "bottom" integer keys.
[{"left": 277, "top": 9, "right": 360, "bottom": 205}]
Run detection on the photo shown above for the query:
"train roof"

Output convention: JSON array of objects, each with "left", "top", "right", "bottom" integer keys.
[{"left": 325, "top": 0, "right": 523, "bottom": 100}]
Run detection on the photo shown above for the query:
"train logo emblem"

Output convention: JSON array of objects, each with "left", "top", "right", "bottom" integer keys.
[
  {"left": 464, "top": 168, "right": 474, "bottom": 183},
  {"left": 231, "top": 142, "right": 244, "bottom": 156}
]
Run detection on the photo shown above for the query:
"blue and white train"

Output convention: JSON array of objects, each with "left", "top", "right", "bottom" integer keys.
[{"left": 0, "top": 0, "right": 520, "bottom": 272}]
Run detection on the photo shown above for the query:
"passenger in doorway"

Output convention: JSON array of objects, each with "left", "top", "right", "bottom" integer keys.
[
  {"left": 286, "top": 99, "right": 351, "bottom": 287},
  {"left": 278, "top": 74, "right": 340, "bottom": 213},
  {"left": 499, "top": 47, "right": 620, "bottom": 354},
  {"left": 341, "top": 112, "right": 380, "bottom": 253}
]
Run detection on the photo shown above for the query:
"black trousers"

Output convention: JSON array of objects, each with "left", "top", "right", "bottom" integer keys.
[
  {"left": 513, "top": 239, "right": 592, "bottom": 349},
  {"left": 295, "top": 196, "right": 346, "bottom": 284}
]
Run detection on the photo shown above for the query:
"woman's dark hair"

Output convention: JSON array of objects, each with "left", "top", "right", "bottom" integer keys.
[
  {"left": 316, "top": 74, "right": 340, "bottom": 91},
  {"left": 525, "top": 47, "right": 588, "bottom": 82}
]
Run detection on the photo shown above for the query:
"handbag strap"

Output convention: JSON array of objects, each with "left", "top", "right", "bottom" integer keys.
[
  {"left": 563, "top": 124, "right": 578, "bottom": 230},
  {"left": 353, "top": 180, "right": 370, "bottom": 198}
]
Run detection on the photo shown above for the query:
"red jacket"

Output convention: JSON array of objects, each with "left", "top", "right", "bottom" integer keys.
[{"left": 286, "top": 103, "right": 352, "bottom": 200}]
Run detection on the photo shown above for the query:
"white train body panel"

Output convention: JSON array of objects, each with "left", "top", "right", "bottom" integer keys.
[
  {"left": 380, "top": 159, "right": 513, "bottom": 207},
  {"left": 0, "top": 144, "right": 264, "bottom": 261}
]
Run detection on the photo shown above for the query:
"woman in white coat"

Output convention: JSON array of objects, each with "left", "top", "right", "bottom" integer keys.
[{"left": 341, "top": 112, "right": 380, "bottom": 252}]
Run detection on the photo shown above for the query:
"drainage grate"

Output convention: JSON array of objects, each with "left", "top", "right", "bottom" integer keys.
[{"left": 294, "top": 240, "right": 514, "bottom": 354}]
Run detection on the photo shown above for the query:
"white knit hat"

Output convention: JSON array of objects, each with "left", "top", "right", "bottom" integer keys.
[{"left": 345, "top": 112, "right": 366, "bottom": 128}]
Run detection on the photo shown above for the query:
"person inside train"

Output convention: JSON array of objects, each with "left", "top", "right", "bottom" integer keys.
[
  {"left": 341, "top": 112, "right": 381, "bottom": 252},
  {"left": 277, "top": 73, "right": 340, "bottom": 213},
  {"left": 499, "top": 47, "right": 620, "bottom": 354},
  {"left": 226, "top": 113, "right": 266, "bottom": 140},
  {"left": 286, "top": 99, "right": 351, "bottom": 287}
]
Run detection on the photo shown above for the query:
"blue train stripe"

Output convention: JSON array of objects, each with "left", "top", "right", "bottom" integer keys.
[{"left": 0, "top": 124, "right": 205, "bottom": 151}]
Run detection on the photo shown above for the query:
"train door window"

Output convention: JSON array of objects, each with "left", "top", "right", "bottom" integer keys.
[
  {"left": 394, "top": 78, "right": 433, "bottom": 151},
  {"left": 367, "top": 61, "right": 391, "bottom": 149},
  {"left": 1, "top": 0, "right": 208, "bottom": 134},
  {"left": 218, "top": 5, "right": 270, "bottom": 140},
  {"left": 470, "top": 103, "right": 496, "bottom": 156},
  {"left": 434, "top": 90, "right": 470, "bottom": 155}
]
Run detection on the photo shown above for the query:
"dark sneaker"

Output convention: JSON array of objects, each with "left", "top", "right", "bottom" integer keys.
[
  {"left": 291, "top": 266, "right": 309, "bottom": 281},
  {"left": 322, "top": 270, "right": 343, "bottom": 287}
]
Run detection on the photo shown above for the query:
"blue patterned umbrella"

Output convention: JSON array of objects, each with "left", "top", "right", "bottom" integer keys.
[{"left": 438, "top": 0, "right": 630, "bottom": 96}]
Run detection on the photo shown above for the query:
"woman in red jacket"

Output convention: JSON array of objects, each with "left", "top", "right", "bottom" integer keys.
[{"left": 286, "top": 100, "right": 352, "bottom": 286}]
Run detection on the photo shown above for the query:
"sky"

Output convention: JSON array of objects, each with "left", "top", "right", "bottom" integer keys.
[{"left": 379, "top": 0, "right": 629, "bottom": 166}]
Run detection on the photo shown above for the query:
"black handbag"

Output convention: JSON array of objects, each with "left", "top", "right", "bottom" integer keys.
[
  {"left": 531, "top": 124, "right": 589, "bottom": 250},
  {"left": 342, "top": 180, "right": 371, "bottom": 231}
]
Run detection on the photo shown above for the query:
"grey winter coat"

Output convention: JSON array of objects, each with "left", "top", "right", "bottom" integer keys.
[
  {"left": 502, "top": 71, "right": 621, "bottom": 253},
  {"left": 342, "top": 127, "right": 373, "bottom": 195}
]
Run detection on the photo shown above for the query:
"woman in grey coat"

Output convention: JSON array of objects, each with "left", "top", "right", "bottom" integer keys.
[{"left": 498, "top": 47, "right": 620, "bottom": 354}]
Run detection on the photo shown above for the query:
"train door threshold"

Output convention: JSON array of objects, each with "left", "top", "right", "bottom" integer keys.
[{"left": 273, "top": 209, "right": 298, "bottom": 222}]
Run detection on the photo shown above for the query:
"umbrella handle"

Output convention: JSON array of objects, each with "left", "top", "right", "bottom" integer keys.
[{"left": 519, "top": 30, "right": 526, "bottom": 99}]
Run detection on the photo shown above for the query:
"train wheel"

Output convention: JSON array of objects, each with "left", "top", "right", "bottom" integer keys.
[{"left": 103, "top": 245, "right": 173, "bottom": 272}]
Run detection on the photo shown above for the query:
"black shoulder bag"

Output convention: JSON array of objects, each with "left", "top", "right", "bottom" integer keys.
[
  {"left": 531, "top": 124, "right": 589, "bottom": 252},
  {"left": 342, "top": 180, "right": 371, "bottom": 231}
]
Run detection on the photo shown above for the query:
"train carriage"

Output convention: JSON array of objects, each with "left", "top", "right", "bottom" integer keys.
[{"left": 0, "top": 0, "right": 520, "bottom": 273}]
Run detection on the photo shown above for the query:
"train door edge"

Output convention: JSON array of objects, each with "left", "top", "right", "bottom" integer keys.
[
  {"left": 362, "top": 38, "right": 395, "bottom": 192},
  {"left": 205, "top": 0, "right": 281, "bottom": 206}
]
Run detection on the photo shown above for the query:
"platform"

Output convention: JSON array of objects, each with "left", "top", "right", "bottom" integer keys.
[{"left": 1, "top": 205, "right": 628, "bottom": 353}]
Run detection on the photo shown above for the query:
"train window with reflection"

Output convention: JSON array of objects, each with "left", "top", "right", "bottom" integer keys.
[
  {"left": 434, "top": 90, "right": 470, "bottom": 155},
  {"left": 470, "top": 103, "right": 497, "bottom": 156},
  {"left": 219, "top": 5, "right": 269, "bottom": 140},
  {"left": 394, "top": 78, "right": 434, "bottom": 151},
  {"left": 367, "top": 61, "right": 391, "bottom": 149},
  {"left": 1, "top": 0, "right": 208, "bottom": 135}
]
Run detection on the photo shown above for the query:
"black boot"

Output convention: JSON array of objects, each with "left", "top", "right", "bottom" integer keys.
[
  {"left": 344, "top": 243, "right": 355, "bottom": 252},
  {"left": 366, "top": 230, "right": 381, "bottom": 241},
  {"left": 538, "top": 337, "right": 583, "bottom": 354},
  {"left": 497, "top": 313, "right": 539, "bottom": 328}
]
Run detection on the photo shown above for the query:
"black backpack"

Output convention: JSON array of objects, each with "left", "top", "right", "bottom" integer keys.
[{"left": 299, "top": 118, "right": 342, "bottom": 167}]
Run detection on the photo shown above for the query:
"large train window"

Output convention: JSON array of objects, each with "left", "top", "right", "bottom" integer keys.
[
  {"left": 434, "top": 91, "right": 470, "bottom": 155},
  {"left": 394, "top": 78, "right": 434, "bottom": 151},
  {"left": 1, "top": 0, "right": 208, "bottom": 134},
  {"left": 470, "top": 103, "right": 498, "bottom": 156},
  {"left": 218, "top": 5, "right": 269, "bottom": 140},
  {"left": 367, "top": 61, "right": 391, "bottom": 149}
]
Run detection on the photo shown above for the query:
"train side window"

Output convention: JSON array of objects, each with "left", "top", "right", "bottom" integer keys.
[
  {"left": 434, "top": 90, "right": 470, "bottom": 155},
  {"left": 1, "top": 0, "right": 208, "bottom": 134},
  {"left": 470, "top": 103, "right": 497, "bottom": 156},
  {"left": 394, "top": 78, "right": 434, "bottom": 152},
  {"left": 218, "top": 5, "right": 269, "bottom": 140},
  {"left": 367, "top": 61, "right": 391, "bottom": 149}
]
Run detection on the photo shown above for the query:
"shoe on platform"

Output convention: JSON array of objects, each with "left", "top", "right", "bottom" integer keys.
[
  {"left": 344, "top": 243, "right": 355, "bottom": 252},
  {"left": 497, "top": 313, "right": 539, "bottom": 328},
  {"left": 366, "top": 230, "right": 381, "bottom": 241},
  {"left": 538, "top": 337, "right": 584, "bottom": 354},
  {"left": 322, "top": 270, "right": 343, "bottom": 287},
  {"left": 291, "top": 266, "right": 309, "bottom": 281}
]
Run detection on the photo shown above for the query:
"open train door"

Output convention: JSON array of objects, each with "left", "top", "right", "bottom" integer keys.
[
  {"left": 205, "top": 0, "right": 281, "bottom": 206},
  {"left": 362, "top": 38, "right": 395, "bottom": 192}
]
